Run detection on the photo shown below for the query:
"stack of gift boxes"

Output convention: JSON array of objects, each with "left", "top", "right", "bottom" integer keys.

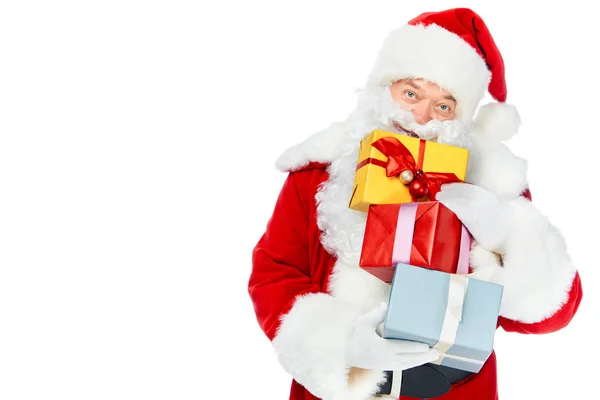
[{"left": 351, "top": 129, "right": 504, "bottom": 374}]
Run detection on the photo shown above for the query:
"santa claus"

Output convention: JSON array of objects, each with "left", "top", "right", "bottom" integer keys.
[{"left": 248, "top": 7, "right": 582, "bottom": 400}]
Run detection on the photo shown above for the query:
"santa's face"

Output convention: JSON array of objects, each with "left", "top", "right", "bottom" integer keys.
[
  {"left": 390, "top": 79, "right": 457, "bottom": 123},
  {"left": 352, "top": 84, "right": 470, "bottom": 149}
]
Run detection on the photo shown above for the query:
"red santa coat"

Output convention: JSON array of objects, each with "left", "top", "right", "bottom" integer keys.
[{"left": 249, "top": 125, "right": 582, "bottom": 400}]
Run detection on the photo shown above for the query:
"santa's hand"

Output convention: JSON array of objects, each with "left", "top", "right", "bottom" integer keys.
[
  {"left": 345, "top": 303, "right": 439, "bottom": 371},
  {"left": 436, "top": 182, "right": 511, "bottom": 254}
]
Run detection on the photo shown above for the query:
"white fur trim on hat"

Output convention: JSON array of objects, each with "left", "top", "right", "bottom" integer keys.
[{"left": 366, "top": 23, "right": 491, "bottom": 125}]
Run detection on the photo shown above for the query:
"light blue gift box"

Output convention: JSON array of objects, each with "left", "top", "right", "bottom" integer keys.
[{"left": 383, "top": 263, "right": 503, "bottom": 373}]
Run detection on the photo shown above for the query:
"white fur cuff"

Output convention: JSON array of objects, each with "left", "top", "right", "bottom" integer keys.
[
  {"left": 470, "top": 197, "right": 577, "bottom": 323},
  {"left": 272, "top": 293, "right": 387, "bottom": 400}
]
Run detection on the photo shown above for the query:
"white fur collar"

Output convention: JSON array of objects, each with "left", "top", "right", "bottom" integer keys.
[
  {"left": 275, "top": 119, "right": 528, "bottom": 259},
  {"left": 277, "top": 123, "right": 528, "bottom": 195}
]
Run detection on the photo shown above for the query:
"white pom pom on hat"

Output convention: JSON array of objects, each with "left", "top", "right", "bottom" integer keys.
[{"left": 473, "top": 102, "right": 521, "bottom": 141}]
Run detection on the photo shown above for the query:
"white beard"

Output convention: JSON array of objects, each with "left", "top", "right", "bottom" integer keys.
[{"left": 315, "top": 86, "right": 473, "bottom": 265}]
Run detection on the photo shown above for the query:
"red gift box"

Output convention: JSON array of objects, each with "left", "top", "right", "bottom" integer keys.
[{"left": 359, "top": 201, "right": 471, "bottom": 283}]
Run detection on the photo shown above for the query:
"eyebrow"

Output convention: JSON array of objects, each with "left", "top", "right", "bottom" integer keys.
[
  {"left": 444, "top": 94, "right": 457, "bottom": 103},
  {"left": 406, "top": 80, "right": 421, "bottom": 90}
]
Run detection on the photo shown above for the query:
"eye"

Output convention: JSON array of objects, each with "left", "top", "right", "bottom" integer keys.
[
  {"left": 406, "top": 91, "right": 416, "bottom": 98},
  {"left": 439, "top": 104, "right": 451, "bottom": 112}
]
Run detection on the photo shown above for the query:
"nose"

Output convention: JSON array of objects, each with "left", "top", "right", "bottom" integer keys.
[{"left": 412, "top": 101, "right": 434, "bottom": 124}]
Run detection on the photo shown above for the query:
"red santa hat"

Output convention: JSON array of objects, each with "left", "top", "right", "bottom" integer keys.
[{"left": 367, "top": 8, "right": 520, "bottom": 140}]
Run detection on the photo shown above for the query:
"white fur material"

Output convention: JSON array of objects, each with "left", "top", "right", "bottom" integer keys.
[
  {"left": 366, "top": 24, "right": 491, "bottom": 125},
  {"left": 275, "top": 122, "right": 349, "bottom": 172},
  {"left": 327, "top": 259, "right": 391, "bottom": 309},
  {"left": 473, "top": 102, "right": 521, "bottom": 142},
  {"left": 469, "top": 198, "right": 578, "bottom": 323},
  {"left": 466, "top": 136, "right": 528, "bottom": 200},
  {"left": 272, "top": 293, "right": 388, "bottom": 400}
]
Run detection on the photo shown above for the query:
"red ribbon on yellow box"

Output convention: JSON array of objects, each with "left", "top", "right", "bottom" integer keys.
[
  {"left": 357, "top": 137, "right": 464, "bottom": 201},
  {"left": 349, "top": 130, "right": 469, "bottom": 212}
]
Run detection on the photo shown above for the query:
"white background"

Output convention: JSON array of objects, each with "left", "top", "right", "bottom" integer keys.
[{"left": 0, "top": 1, "right": 597, "bottom": 399}]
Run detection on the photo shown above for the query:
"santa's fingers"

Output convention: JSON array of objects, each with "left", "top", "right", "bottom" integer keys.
[
  {"left": 388, "top": 349, "right": 441, "bottom": 370},
  {"left": 355, "top": 302, "right": 388, "bottom": 330},
  {"left": 435, "top": 194, "right": 477, "bottom": 223},
  {"left": 468, "top": 265, "right": 505, "bottom": 285},
  {"left": 438, "top": 182, "right": 492, "bottom": 199},
  {"left": 380, "top": 338, "right": 431, "bottom": 354}
]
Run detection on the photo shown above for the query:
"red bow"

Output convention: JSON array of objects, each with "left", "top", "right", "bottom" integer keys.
[{"left": 371, "top": 136, "right": 463, "bottom": 198}]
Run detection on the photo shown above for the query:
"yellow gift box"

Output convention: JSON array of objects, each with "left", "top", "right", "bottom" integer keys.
[{"left": 349, "top": 130, "right": 469, "bottom": 212}]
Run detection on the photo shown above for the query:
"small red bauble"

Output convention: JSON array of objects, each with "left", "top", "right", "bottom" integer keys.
[{"left": 409, "top": 180, "right": 428, "bottom": 198}]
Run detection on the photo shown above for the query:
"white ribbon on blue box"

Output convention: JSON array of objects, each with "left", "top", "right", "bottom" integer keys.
[{"left": 383, "top": 263, "right": 503, "bottom": 373}]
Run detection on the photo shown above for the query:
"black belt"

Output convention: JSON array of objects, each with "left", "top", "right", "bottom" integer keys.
[{"left": 375, "top": 363, "right": 473, "bottom": 399}]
